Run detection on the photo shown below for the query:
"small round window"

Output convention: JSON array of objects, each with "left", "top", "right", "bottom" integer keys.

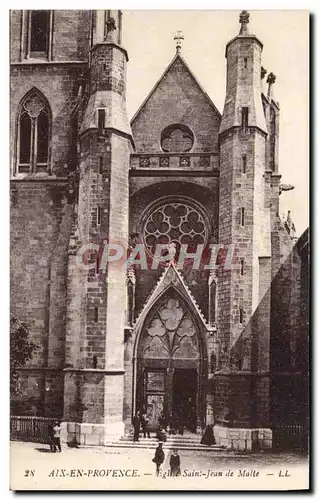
[{"left": 160, "top": 124, "right": 194, "bottom": 153}]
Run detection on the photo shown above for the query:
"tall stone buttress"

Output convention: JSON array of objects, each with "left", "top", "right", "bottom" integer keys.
[
  {"left": 63, "top": 10, "right": 134, "bottom": 445},
  {"left": 214, "top": 11, "right": 273, "bottom": 448}
]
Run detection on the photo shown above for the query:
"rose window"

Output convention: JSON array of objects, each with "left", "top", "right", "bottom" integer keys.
[{"left": 143, "top": 201, "right": 208, "bottom": 254}]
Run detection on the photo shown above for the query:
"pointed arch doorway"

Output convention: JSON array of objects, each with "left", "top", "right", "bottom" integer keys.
[{"left": 134, "top": 289, "right": 207, "bottom": 433}]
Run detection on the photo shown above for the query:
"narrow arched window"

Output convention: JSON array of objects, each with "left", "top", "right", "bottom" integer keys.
[
  {"left": 36, "top": 109, "right": 49, "bottom": 165},
  {"left": 16, "top": 90, "right": 51, "bottom": 174},
  {"left": 19, "top": 112, "right": 32, "bottom": 167},
  {"left": 28, "top": 11, "right": 52, "bottom": 59},
  {"left": 208, "top": 275, "right": 217, "bottom": 325}
]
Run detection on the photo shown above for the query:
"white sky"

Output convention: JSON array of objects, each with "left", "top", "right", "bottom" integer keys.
[{"left": 122, "top": 10, "right": 309, "bottom": 236}]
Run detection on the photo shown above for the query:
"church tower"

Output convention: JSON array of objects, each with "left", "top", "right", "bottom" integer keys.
[
  {"left": 63, "top": 10, "right": 133, "bottom": 445},
  {"left": 215, "top": 11, "right": 273, "bottom": 448}
]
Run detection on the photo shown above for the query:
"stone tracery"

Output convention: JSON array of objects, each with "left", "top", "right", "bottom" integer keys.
[
  {"left": 140, "top": 295, "right": 199, "bottom": 360},
  {"left": 143, "top": 201, "right": 208, "bottom": 255}
]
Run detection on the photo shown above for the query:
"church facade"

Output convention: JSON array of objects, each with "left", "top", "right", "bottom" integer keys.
[{"left": 10, "top": 10, "right": 308, "bottom": 450}]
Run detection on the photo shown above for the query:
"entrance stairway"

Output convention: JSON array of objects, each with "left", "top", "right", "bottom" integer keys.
[{"left": 105, "top": 432, "right": 227, "bottom": 452}]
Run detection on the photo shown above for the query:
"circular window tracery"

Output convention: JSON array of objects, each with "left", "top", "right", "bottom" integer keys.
[
  {"left": 160, "top": 124, "right": 194, "bottom": 153},
  {"left": 143, "top": 200, "right": 208, "bottom": 255}
]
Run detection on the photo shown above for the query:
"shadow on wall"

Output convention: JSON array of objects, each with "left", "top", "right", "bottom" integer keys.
[{"left": 226, "top": 229, "right": 309, "bottom": 429}]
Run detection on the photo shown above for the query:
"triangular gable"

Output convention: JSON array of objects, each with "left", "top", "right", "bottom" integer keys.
[
  {"left": 131, "top": 53, "right": 221, "bottom": 125},
  {"left": 130, "top": 53, "right": 221, "bottom": 153},
  {"left": 133, "top": 262, "right": 211, "bottom": 333}
]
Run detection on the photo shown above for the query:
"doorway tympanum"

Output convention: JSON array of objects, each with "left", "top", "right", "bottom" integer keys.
[{"left": 135, "top": 291, "right": 206, "bottom": 433}]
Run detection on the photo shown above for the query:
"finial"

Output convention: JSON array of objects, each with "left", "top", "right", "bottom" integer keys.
[
  {"left": 266, "top": 72, "right": 276, "bottom": 99},
  {"left": 261, "top": 67, "right": 267, "bottom": 79},
  {"left": 267, "top": 72, "right": 276, "bottom": 85},
  {"left": 174, "top": 30, "right": 184, "bottom": 53},
  {"left": 106, "top": 17, "right": 116, "bottom": 33},
  {"left": 239, "top": 10, "right": 250, "bottom": 35},
  {"left": 104, "top": 14, "right": 116, "bottom": 41},
  {"left": 285, "top": 210, "right": 296, "bottom": 238}
]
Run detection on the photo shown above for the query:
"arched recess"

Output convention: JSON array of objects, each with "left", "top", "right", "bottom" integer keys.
[
  {"left": 129, "top": 180, "right": 218, "bottom": 319},
  {"left": 14, "top": 87, "right": 52, "bottom": 175},
  {"left": 133, "top": 285, "right": 208, "bottom": 433}
]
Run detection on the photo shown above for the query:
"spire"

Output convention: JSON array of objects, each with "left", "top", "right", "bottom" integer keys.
[
  {"left": 174, "top": 30, "right": 184, "bottom": 54},
  {"left": 220, "top": 10, "right": 267, "bottom": 135},
  {"left": 239, "top": 10, "right": 250, "bottom": 35}
]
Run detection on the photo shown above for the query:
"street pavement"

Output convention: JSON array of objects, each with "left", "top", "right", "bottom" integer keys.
[{"left": 10, "top": 440, "right": 309, "bottom": 491}]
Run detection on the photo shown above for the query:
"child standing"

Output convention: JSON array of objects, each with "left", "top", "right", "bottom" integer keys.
[{"left": 169, "top": 449, "right": 181, "bottom": 476}]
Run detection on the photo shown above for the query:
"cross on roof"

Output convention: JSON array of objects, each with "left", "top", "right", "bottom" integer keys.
[{"left": 174, "top": 31, "right": 184, "bottom": 53}]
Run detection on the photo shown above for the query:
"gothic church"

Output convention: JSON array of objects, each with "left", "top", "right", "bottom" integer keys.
[{"left": 10, "top": 10, "right": 308, "bottom": 450}]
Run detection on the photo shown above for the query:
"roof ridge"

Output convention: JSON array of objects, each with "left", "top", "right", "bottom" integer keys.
[
  {"left": 132, "top": 265, "right": 168, "bottom": 326},
  {"left": 130, "top": 52, "right": 221, "bottom": 125},
  {"left": 175, "top": 266, "right": 210, "bottom": 327},
  {"left": 133, "top": 262, "right": 211, "bottom": 329}
]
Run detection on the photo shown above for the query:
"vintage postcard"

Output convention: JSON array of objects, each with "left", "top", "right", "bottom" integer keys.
[{"left": 10, "top": 9, "right": 309, "bottom": 491}]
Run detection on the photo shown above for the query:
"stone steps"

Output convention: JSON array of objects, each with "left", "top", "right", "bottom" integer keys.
[
  {"left": 105, "top": 441, "right": 226, "bottom": 451},
  {"left": 122, "top": 436, "right": 204, "bottom": 444},
  {"left": 104, "top": 434, "right": 227, "bottom": 451}
]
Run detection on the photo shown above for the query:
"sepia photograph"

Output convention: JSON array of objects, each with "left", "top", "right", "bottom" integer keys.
[{"left": 9, "top": 8, "right": 309, "bottom": 491}]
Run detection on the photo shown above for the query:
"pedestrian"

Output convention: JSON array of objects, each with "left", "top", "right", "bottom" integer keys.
[
  {"left": 132, "top": 411, "right": 141, "bottom": 442},
  {"left": 141, "top": 412, "right": 150, "bottom": 438},
  {"left": 52, "top": 421, "right": 62, "bottom": 452},
  {"left": 200, "top": 424, "right": 215, "bottom": 446},
  {"left": 156, "top": 425, "right": 167, "bottom": 442},
  {"left": 170, "top": 448, "right": 181, "bottom": 476},
  {"left": 169, "top": 413, "right": 177, "bottom": 435},
  {"left": 152, "top": 442, "right": 165, "bottom": 476},
  {"left": 177, "top": 406, "right": 184, "bottom": 435},
  {"left": 48, "top": 422, "right": 55, "bottom": 452},
  {"left": 158, "top": 411, "right": 167, "bottom": 431}
]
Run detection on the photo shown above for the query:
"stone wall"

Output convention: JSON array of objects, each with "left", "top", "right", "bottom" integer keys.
[
  {"left": 131, "top": 55, "right": 221, "bottom": 153},
  {"left": 10, "top": 10, "right": 91, "bottom": 64},
  {"left": 10, "top": 180, "right": 73, "bottom": 415},
  {"left": 270, "top": 230, "right": 309, "bottom": 427},
  {"left": 10, "top": 10, "right": 89, "bottom": 415},
  {"left": 214, "top": 425, "right": 272, "bottom": 451}
]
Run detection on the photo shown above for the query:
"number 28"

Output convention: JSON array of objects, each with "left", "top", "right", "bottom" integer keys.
[{"left": 24, "top": 470, "right": 35, "bottom": 477}]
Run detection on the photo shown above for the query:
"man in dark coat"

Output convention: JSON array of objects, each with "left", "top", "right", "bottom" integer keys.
[
  {"left": 158, "top": 411, "right": 167, "bottom": 431},
  {"left": 132, "top": 411, "right": 141, "bottom": 442},
  {"left": 152, "top": 442, "right": 165, "bottom": 476},
  {"left": 48, "top": 422, "right": 55, "bottom": 452},
  {"left": 141, "top": 412, "right": 150, "bottom": 438}
]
